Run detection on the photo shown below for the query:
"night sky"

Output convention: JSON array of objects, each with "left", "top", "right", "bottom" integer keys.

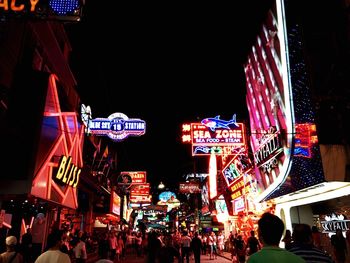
[{"left": 64, "top": 1, "right": 274, "bottom": 188}]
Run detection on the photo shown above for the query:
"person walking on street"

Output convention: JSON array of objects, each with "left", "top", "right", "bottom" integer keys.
[
  {"left": 34, "top": 229, "right": 71, "bottom": 263},
  {"left": 331, "top": 229, "right": 347, "bottom": 263},
  {"left": 180, "top": 231, "right": 191, "bottom": 263},
  {"left": 191, "top": 232, "right": 202, "bottom": 263},
  {"left": 235, "top": 235, "right": 246, "bottom": 263},
  {"left": 247, "top": 230, "right": 261, "bottom": 256},
  {"left": 0, "top": 236, "right": 23, "bottom": 263},
  {"left": 282, "top": 229, "right": 293, "bottom": 250},
  {"left": 288, "top": 223, "right": 334, "bottom": 263}
]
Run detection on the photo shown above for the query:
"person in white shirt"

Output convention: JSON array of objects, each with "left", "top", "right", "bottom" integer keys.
[
  {"left": 217, "top": 232, "right": 225, "bottom": 253},
  {"left": 73, "top": 234, "right": 87, "bottom": 263},
  {"left": 35, "top": 229, "right": 71, "bottom": 263}
]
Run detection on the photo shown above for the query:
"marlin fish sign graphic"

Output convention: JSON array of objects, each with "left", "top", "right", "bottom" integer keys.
[{"left": 201, "top": 114, "right": 239, "bottom": 131}]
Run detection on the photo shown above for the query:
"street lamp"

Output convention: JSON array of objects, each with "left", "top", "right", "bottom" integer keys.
[{"left": 158, "top": 182, "right": 165, "bottom": 190}]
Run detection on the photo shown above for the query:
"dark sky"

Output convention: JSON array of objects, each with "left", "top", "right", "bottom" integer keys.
[{"left": 65, "top": 1, "right": 272, "bottom": 188}]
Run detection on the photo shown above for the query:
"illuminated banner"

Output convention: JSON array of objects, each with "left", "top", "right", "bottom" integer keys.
[
  {"left": 54, "top": 155, "right": 81, "bottom": 188},
  {"left": 229, "top": 174, "right": 256, "bottom": 201},
  {"left": 110, "top": 192, "right": 121, "bottom": 216},
  {"left": 185, "top": 173, "right": 208, "bottom": 180},
  {"left": 179, "top": 182, "right": 201, "bottom": 194},
  {"left": 321, "top": 214, "right": 350, "bottom": 235},
  {"left": 209, "top": 153, "right": 217, "bottom": 199},
  {"left": 130, "top": 194, "right": 152, "bottom": 203},
  {"left": 233, "top": 197, "right": 245, "bottom": 214},
  {"left": 192, "top": 145, "right": 247, "bottom": 156},
  {"left": 222, "top": 155, "right": 252, "bottom": 187},
  {"left": 0, "top": 0, "right": 83, "bottom": 21},
  {"left": 89, "top": 112, "right": 146, "bottom": 142},
  {"left": 117, "top": 173, "right": 132, "bottom": 189},
  {"left": 201, "top": 115, "right": 238, "bottom": 131},
  {"left": 157, "top": 191, "right": 180, "bottom": 212},
  {"left": 182, "top": 121, "right": 247, "bottom": 156},
  {"left": 191, "top": 123, "right": 245, "bottom": 145},
  {"left": 294, "top": 123, "right": 318, "bottom": 158},
  {"left": 131, "top": 183, "right": 150, "bottom": 196},
  {"left": 143, "top": 205, "right": 168, "bottom": 213},
  {"left": 121, "top": 171, "right": 147, "bottom": 184},
  {"left": 229, "top": 176, "right": 244, "bottom": 200},
  {"left": 245, "top": 0, "right": 325, "bottom": 202}
]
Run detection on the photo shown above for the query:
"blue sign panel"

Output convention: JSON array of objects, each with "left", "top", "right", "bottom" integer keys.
[{"left": 89, "top": 112, "right": 146, "bottom": 141}]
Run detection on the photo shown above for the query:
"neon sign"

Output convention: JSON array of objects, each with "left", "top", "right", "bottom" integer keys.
[
  {"left": 54, "top": 155, "right": 81, "bottom": 188},
  {"left": 321, "top": 214, "right": 350, "bottom": 236},
  {"left": 294, "top": 123, "right": 318, "bottom": 158},
  {"left": 222, "top": 154, "right": 252, "bottom": 186},
  {"left": 120, "top": 171, "right": 147, "bottom": 184},
  {"left": 201, "top": 115, "right": 238, "bottom": 131},
  {"left": 193, "top": 145, "right": 246, "bottom": 156},
  {"left": 0, "top": 0, "right": 82, "bottom": 21},
  {"left": 88, "top": 112, "right": 146, "bottom": 142},
  {"left": 253, "top": 128, "right": 283, "bottom": 188},
  {"left": 0, "top": 0, "right": 40, "bottom": 12},
  {"left": 192, "top": 123, "right": 244, "bottom": 145},
  {"left": 254, "top": 129, "right": 282, "bottom": 165}
]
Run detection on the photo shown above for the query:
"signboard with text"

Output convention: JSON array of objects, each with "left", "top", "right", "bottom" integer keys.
[
  {"left": 120, "top": 171, "right": 147, "bottom": 184},
  {"left": 130, "top": 183, "right": 150, "bottom": 196},
  {"left": 182, "top": 122, "right": 247, "bottom": 156},
  {"left": 89, "top": 112, "right": 146, "bottom": 142},
  {"left": 179, "top": 182, "right": 201, "bottom": 194},
  {"left": 191, "top": 123, "right": 246, "bottom": 146},
  {"left": 110, "top": 192, "right": 121, "bottom": 216},
  {"left": 0, "top": 0, "right": 83, "bottom": 21}
]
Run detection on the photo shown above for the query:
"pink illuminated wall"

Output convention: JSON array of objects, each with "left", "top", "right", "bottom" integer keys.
[
  {"left": 30, "top": 74, "right": 84, "bottom": 209},
  {"left": 245, "top": 3, "right": 294, "bottom": 201},
  {"left": 245, "top": 0, "right": 325, "bottom": 201}
]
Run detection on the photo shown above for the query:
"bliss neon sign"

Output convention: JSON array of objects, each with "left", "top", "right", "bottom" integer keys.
[
  {"left": 54, "top": 155, "right": 81, "bottom": 188},
  {"left": 88, "top": 112, "right": 146, "bottom": 142}
]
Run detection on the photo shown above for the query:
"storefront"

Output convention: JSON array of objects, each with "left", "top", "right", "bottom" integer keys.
[
  {"left": 0, "top": 73, "right": 84, "bottom": 256},
  {"left": 274, "top": 182, "right": 350, "bottom": 251}
]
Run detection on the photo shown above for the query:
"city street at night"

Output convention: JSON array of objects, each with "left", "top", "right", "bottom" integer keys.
[{"left": 0, "top": 0, "right": 349, "bottom": 263}]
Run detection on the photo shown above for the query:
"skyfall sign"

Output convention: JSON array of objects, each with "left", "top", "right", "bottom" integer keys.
[
  {"left": 89, "top": 112, "right": 146, "bottom": 142},
  {"left": 321, "top": 214, "right": 350, "bottom": 235}
]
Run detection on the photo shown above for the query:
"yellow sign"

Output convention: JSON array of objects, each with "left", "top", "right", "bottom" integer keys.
[{"left": 55, "top": 155, "right": 81, "bottom": 188}]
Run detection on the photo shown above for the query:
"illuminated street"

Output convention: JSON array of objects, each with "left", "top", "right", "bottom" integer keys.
[{"left": 0, "top": 1, "right": 349, "bottom": 263}]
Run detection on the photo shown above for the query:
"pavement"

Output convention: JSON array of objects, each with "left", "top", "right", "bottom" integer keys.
[
  {"left": 87, "top": 250, "right": 234, "bottom": 263},
  {"left": 218, "top": 250, "right": 232, "bottom": 261}
]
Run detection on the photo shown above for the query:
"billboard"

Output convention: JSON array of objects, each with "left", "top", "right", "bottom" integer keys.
[
  {"left": 245, "top": 0, "right": 325, "bottom": 201},
  {"left": 179, "top": 182, "right": 201, "bottom": 194},
  {"left": 0, "top": 0, "right": 83, "bottom": 21},
  {"left": 110, "top": 192, "right": 121, "bottom": 216},
  {"left": 181, "top": 118, "right": 248, "bottom": 156},
  {"left": 87, "top": 112, "right": 146, "bottom": 142},
  {"left": 30, "top": 74, "right": 83, "bottom": 209}
]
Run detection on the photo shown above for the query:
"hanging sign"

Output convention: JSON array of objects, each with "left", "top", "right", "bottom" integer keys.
[
  {"left": 88, "top": 112, "right": 146, "bottom": 142},
  {"left": 321, "top": 214, "right": 350, "bottom": 235},
  {"left": 54, "top": 155, "right": 81, "bottom": 188}
]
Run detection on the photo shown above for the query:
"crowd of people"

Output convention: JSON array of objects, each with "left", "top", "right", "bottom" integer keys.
[
  {"left": 1, "top": 212, "right": 350, "bottom": 263},
  {"left": 226, "top": 213, "right": 337, "bottom": 263}
]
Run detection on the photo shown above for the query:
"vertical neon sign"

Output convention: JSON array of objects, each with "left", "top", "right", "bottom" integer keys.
[{"left": 208, "top": 153, "right": 217, "bottom": 199}]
